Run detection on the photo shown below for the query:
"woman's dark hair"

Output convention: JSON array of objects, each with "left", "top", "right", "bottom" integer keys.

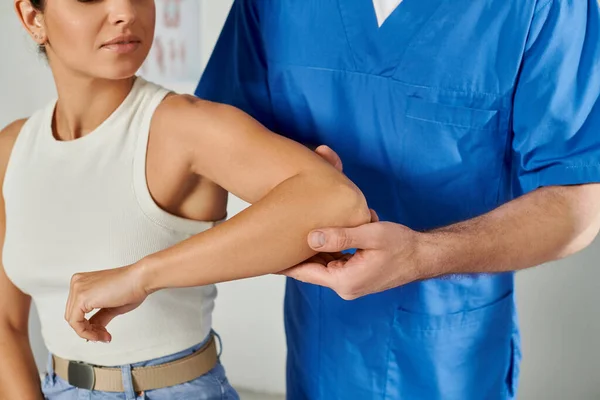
[
  {"left": 31, "top": 0, "right": 44, "bottom": 8},
  {"left": 30, "top": 0, "right": 47, "bottom": 56}
]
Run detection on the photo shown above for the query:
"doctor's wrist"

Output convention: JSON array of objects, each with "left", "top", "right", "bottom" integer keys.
[{"left": 414, "top": 230, "right": 460, "bottom": 279}]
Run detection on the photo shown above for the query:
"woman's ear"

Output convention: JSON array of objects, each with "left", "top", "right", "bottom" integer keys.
[{"left": 14, "top": 0, "right": 47, "bottom": 45}]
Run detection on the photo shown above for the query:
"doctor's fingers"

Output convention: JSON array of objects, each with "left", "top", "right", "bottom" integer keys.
[{"left": 315, "top": 145, "right": 343, "bottom": 172}]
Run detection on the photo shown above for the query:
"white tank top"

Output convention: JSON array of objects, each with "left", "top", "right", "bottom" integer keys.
[{"left": 2, "top": 77, "right": 218, "bottom": 366}]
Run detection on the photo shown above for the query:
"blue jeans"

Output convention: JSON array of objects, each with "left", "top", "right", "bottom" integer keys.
[{"left": 42, "top": 333, "right": 239, "bottom": 400}]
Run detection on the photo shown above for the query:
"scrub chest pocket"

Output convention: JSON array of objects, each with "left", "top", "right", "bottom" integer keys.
[{"left": 401, "top": 96, "right": 507, "bottom": 179}]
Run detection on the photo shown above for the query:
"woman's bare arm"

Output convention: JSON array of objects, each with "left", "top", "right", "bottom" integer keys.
[
  {"left": 65, "top": 97, "right": 371, "bottom": 341},
  {"left": 141, "top": 95, "right": 371, "bottom": 289},
  {"left": 0, "top": 120, "right": 43, "bottom": 400}
]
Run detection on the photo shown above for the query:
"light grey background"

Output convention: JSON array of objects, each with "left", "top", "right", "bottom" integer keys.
[{"left": 1, "top": 1, "right": 599, "bottom": 398}]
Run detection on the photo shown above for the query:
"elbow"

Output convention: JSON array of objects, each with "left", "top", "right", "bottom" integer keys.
[
  {"left": 556, "top": 222, "right": 600, "bottom": 260},
  {"left": 569, "top": 227, "right": 599, "bottom": 257},
  {"left": 298, "top": 170, "right": 371, "bottom": 228},
  {"left": 332, "top": 181, "right": 372, "bottom": 228},
  {"left": 548, "top": 185, "right": 600, "bottom": 260},
  {"left": 579, "top": 223, "right": 600, "bottom": 252},
  {"left": 348, "top": 185, "right": 372, "bottom": 227}
]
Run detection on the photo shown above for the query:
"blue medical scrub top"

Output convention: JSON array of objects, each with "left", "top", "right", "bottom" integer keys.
[{"left": 196, "top": 1, "right": 600, "bottom": 399}]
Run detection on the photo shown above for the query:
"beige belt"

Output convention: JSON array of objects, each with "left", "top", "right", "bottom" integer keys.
[{"left": 52, "top": 336, "right": 218, "bottom": 392}]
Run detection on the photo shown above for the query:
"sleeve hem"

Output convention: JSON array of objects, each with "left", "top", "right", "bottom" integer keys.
[{"left": 519, "top": 164, "right": 600, "bottom": 194}]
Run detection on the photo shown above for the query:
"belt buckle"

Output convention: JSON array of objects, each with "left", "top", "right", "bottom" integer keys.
[{"left": 68, "top": 361, "right": 96, "bottom": 390}]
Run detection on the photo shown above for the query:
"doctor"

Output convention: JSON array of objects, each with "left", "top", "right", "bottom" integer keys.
[{"left": 196, "top": 0, "right": 600, "bottom": 399}]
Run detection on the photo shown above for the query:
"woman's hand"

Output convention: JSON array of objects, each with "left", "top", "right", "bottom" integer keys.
[{"left": 64, "top": 264, "right": 149, "bottom": 343}]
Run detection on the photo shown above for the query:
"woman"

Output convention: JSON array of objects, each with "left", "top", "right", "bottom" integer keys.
[{"left": 0, "top": 0, "right": 371, "bottom": 399}]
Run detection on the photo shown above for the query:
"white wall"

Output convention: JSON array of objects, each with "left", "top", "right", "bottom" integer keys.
[
  {"left": 1, "top": 2, "right": 599, "bottom": 398},
  {"left": 516, "top": 239, "right": 600, "bottom": 399}
]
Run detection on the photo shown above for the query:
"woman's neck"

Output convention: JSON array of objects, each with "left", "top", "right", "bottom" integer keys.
[{"left": 51, "top": 72, "right": 136, "bottom": 141}]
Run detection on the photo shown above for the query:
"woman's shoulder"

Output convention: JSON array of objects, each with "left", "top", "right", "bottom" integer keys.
[
  {"left": 0, "top": 119, "right": 28, "bottom": 136},
  {"left": 0, "top": 119, "right": 27, "bottom": 157},
  {"left": 0, "top": 119, "right": 28, "bottom": 183},
  {"left": 154, "top": 93, "right": 231, "bottom": 118},
  {"left": 152, "top": 93, "right": 251, "bottom": 137}
]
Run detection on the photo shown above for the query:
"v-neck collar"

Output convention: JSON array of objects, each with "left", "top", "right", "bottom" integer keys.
[
  {"left": 373, "top": 0, "right": 404, "bottom": 27},
  {"left": 337, "top": 0, "right": 442, "bottom": 74}
]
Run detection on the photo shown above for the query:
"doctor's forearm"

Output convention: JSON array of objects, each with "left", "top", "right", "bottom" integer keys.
[
  {"left": 140, "top": 172, "right": 370, "bottom": 291},
  {"left": 419, "top": 184, "right": 600, "bottom": 277}
]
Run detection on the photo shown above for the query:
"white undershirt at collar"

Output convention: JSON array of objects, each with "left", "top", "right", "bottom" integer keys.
[{"left": 372, "top": 0, "right": 403, "bottom": 27}]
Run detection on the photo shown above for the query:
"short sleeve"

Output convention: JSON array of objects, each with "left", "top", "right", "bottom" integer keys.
[
  {"left": 194, "top": 0, "right": 275, "bottom": 130},
  {"left": 512, "top": 0, "right": 600, "bottom": 195}
]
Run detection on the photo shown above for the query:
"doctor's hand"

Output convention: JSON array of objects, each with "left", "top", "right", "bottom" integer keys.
[
  {"left": 313, "top": 144, "right": 343, "bottom": 172},
  {"left": 285, "top": 144, "right": 432, "bottom": 300},
  {"left": 281, "top": 211, "right": 432, "bottom": 300},
  {"left": 65, "top": 264, "right": 149, "bottom": 342}
]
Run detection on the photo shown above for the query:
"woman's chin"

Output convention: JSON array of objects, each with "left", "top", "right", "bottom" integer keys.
[{"left": 96, "top": 63, "right": 146, "bottom": 81}]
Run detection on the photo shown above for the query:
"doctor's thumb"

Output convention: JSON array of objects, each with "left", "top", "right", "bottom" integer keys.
[{"left": 308, "top": 228, "right": 358, "bottom": 252}]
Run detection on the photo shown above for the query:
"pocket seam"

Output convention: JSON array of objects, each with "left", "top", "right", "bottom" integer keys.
[
  {"left": 405, "top": 97, "right": 500, "bottom": 132},
  {"left": 404, "top": 114, "right": 497, "bottom": 131},
  {"left": 394, "top": 291, "right": 513, "bottom": 332},
  {"left": 394, "top": 314, "right": 489, "bottom": 332}
]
